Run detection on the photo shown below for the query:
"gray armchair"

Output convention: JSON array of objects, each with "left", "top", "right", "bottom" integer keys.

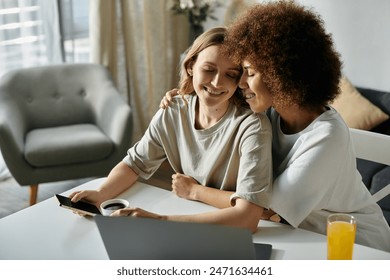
[{"left": 0, "top": 63, "right": 133, "bottom": 205}]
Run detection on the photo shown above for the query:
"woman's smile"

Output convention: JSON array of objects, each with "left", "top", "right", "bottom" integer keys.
[
  {"left": 244, "top": 92, "right": 256, "bottom": 100},
  {"left": 203, "top": 86, "right": 226, "bottom": 96}
]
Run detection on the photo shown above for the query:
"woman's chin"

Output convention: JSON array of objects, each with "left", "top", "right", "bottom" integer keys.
[
  {"left": 248, "top": 102, "right": 268, "bottom": 113},
  {"left": 248, "top": 102, "right": 260, "bottom": 113}
]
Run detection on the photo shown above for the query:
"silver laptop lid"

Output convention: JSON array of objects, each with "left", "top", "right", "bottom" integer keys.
[{"left": 95, "top": 216, "right": 262, "bottom": 260}]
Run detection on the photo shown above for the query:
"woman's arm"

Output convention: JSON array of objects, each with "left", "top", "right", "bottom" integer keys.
[
  {"left": 172, "top": 173, "right": 233, "bottom": 208},
  {"left": 113, "top": 198, "right": 264, "bottom": 233},
  {"left": 167, "top": 198, "right": 263, "bottom": 232},
  {"left": 70, "top": 161, "right": 139, "bottom": 207},
  {"left": 71, "top": 101, "right": 171, "bottom": 208}
]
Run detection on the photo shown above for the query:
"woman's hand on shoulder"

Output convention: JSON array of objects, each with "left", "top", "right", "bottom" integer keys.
[{"left": 159, "top": 88, "right": 179, "bottom": 109}]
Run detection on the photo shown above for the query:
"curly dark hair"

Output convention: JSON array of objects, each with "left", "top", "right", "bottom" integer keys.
[{"left": 223, "top": 1, "right": 342, "bottom": 109}]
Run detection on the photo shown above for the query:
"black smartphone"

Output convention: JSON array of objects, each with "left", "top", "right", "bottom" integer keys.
[{"left": 55, "top": 194, "right": 101, "bottom": 216}]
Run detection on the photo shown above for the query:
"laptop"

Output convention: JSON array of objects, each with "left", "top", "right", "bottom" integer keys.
[{"left": 95, "top": 215, "right": 272, "bottom": 260}]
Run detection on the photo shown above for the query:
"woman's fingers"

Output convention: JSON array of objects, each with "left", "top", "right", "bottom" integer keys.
[{"left": 159, "top": 88, "right": 180, "bottom": 109}]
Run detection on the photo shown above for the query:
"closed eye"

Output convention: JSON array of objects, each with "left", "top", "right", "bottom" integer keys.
[
  {"left": 243, "top": 65, "right": 255, "bottom": 77},
  {"left": 202, "top": 66, "right": 215, "bottom": 72},
  {"left": 227, "top": 71, "right": 241, "bottom": 80}
]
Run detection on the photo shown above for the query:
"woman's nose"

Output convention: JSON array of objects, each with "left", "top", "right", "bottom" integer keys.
[
  {"left": 211, "top": 74, "right": 223, "bottom": 87},
  {"left": 239, "top": 74, "right": 248, "bottom": 89}
]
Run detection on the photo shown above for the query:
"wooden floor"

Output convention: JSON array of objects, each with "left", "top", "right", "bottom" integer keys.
[
  {"left": 0, "top": 177, "right": 91, "bottom": 219},
  {"left": 0, "top": 161, "right": 174, "bottom": 219}
]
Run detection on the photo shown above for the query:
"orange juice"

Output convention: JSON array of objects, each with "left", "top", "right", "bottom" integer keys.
[{"left": 327, "top": 220, "right": 356, "bottom": 260}]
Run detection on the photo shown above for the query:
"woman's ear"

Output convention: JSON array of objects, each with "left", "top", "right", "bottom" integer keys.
[{"left": 186, "top": 60, "right": 194, "bottom": 76}]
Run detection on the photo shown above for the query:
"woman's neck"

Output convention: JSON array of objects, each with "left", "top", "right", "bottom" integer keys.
[
  {"left": 277, "top": 105, "right": 327, "bottom": 134},
  {"left": 195, "top": 100, "right": 230, "bottom": 129}
]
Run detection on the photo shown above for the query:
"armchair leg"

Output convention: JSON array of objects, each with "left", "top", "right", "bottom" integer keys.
[{"left": 29, "top": 184, "right": 38, "bottom": 205}]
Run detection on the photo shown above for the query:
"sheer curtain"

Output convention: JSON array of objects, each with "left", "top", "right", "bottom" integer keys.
[{"left": 89, "top": 0, "right": 190, "bottom": 143}]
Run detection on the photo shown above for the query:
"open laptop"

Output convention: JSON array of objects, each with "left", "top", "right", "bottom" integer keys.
[{"left": 95, "top": 216, "right": 272, "bottom": 260}]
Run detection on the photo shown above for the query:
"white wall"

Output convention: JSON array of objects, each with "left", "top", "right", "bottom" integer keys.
[{"left": 296, "top": 0, "right": 390, "bottom": 91}]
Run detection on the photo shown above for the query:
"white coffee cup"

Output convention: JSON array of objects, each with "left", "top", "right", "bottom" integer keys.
[{"left": 100, "top": 198, "right": 129, "bottom": 216}]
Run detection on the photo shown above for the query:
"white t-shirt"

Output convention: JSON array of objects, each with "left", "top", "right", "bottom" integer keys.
[
  {"left": 124, "top": 95, "right": 273, "bottom": 208},
  {"left": 269, "top": 107, "right": 390, "bottom": 251}
]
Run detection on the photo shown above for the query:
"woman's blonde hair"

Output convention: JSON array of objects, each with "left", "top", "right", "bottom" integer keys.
[{"left": 178, "top": 27, "right": 247, "bottom": 107}]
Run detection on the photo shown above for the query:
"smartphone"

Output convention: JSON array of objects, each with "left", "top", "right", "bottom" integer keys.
[{"left": 55, "top": 194, "right": 101, "bottom": 216}]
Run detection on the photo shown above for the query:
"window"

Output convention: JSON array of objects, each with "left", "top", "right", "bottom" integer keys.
[
  {"left": 59, "top": 0, "right": 89, "bottom": 62},
  {"left": 0, "top": 0, "right": 89, "bottom": 77}
]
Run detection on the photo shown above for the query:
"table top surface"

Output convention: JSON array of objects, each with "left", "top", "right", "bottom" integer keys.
[{"left": 0, "top": 178, "right": 389, "bottom": 260}]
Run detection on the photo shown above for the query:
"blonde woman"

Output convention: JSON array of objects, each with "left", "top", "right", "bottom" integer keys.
[{"left": 70, "top": 27, "right": 272, "bottom": 232}]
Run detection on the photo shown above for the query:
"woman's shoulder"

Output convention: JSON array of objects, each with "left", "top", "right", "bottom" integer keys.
[
  {"left": 169, "top": 94, "right": 194, "bottom": 107},
  {"left": 308, "top": 107, "right": 351, "bottom": 145},
  {"left": 253, "top": 111, "right": 272, "bottom": 131},
  {"left": 234, "top": 107, "right": 272, "bottom": 133},
  {"left": 150, "top": 95, "right": 193, "bottom": 124},
  {"left": 316, "top": 107, "right": 349, "bottom": 133},
  {"left": 158, "top": 94, "right": 194, "bottom": 115}
]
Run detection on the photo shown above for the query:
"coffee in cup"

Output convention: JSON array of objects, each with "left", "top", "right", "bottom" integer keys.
[{"left": 100, "top": 198, "right": 129, "bottom": 216}]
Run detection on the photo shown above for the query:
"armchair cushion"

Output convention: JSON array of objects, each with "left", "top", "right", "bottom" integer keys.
[{"left": 25, "top": 124, "right": 113, "bottom": 167}]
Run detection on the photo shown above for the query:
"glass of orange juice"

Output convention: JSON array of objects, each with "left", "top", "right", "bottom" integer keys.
[{"left": 327, "top": 213, "right": 356, "bottom": 260}]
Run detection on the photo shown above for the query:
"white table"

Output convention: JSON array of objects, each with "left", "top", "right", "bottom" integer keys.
[{"left": 0, "top": 178, "right": 389, "bottom": 260}]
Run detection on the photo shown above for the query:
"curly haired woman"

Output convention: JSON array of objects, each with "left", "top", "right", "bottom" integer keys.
[
  {"left": 161, "top": 1, "right": 390, "bottom": 251},
  {"left": 223, "top": 1, "right": 390, "bottom": 251}
]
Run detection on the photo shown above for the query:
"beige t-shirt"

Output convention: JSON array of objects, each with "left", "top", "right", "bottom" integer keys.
[{"left": 124, "top": 95, "right": 272, "bottom": 208}]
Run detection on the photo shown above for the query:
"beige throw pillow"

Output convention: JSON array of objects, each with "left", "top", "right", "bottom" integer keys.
[{"left": 330, "top": 76, "right": 389, "bottom": 130}]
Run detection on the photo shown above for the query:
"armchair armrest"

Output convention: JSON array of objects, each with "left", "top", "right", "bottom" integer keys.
[
  {"left": 84, "top": 65, "right": 133, "bottom": 147},
  {"left": 0, "top": 105, "right": 33, "bottom": 178},
  {"left": 94, "top": 88, "right": 133, "bottom": 146}
]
